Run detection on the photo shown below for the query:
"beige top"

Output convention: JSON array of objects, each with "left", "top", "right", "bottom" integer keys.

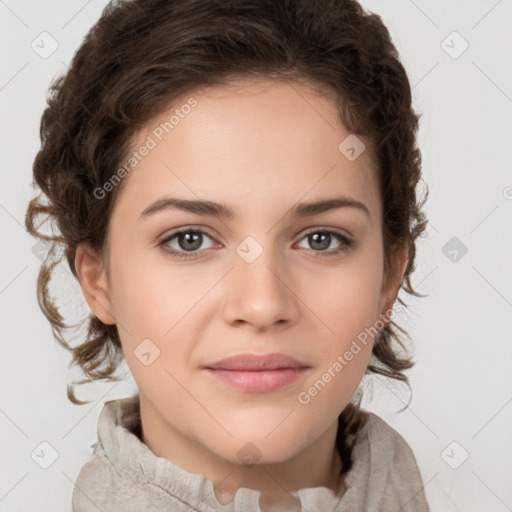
[{"left": 72, "top": 395, "right": 430, "bottom": 511}]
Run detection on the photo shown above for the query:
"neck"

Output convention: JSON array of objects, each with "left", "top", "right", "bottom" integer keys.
[{"left": 139, "top": 397, "right": 344, "bottom": 500}]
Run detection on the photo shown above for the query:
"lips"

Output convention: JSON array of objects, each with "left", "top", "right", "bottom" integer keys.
[
  {"left": 204, "top": 353, "right": 308, "bottom": 371},
  {"left": 204, "top": 353, "right": 310, "bottom": 393}
]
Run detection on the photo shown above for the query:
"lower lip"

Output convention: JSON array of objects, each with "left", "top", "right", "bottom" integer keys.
[{"left": 204, "top": 368, "right": 308, "bottom": 392}]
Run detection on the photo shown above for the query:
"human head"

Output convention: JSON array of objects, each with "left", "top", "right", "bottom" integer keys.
[{"left": 26, "top": 0, "right": 427, "bottom": 471}]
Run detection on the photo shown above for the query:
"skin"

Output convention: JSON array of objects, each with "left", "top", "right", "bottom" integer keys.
[{"left": 75, "top": 77, "right": 408, "bottom": 502}]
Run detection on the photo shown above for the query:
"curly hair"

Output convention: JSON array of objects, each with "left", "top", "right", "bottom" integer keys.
[{"left": 25, "top": 0, "right": 428, "bottom": 475}]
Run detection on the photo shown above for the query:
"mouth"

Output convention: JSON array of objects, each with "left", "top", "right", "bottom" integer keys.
[{"left": 204, "top": 352, "right": 310, "bottom": 393}]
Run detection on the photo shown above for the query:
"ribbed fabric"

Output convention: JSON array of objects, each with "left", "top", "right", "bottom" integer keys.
[{"left": 72, "top": 395, "right": 429, "bottom": 511}]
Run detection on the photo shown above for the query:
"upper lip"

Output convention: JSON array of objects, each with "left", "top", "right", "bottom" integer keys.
[{"left": 205, "top": 353, "right": 309, "bottom": 371}]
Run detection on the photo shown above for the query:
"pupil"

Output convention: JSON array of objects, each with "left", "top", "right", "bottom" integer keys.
[
  {"left": 180, "top": 232, "right": 201, "bottom": 251},
  {"left": 310, "top": 232, "right": 330, "bottom": 250}
]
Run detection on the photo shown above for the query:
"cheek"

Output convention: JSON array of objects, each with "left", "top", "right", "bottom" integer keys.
[
  {"left": 107, "top": 246, "right": 220, "bottom": 382},
  {"left": 305, "top": 260, "right": 383, "bottom": 343},
  {"left": 296, "top": 258, "right": 383, "bottom": 399},
  {"left": 107, "top": 257, "right": 197, "bottom": 399},
  {"left": 109, "top": 242, "right": 207, "bottom": 335}
]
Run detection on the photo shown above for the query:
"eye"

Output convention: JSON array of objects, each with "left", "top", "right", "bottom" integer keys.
[
  {"left": 158, "top": 227, "right": 218, "bottom": 260},
  {"left": 158, "top": 226, "right": 355, "bottom": 261},
  {"left": 296, "top": 228, "right": 354, "bottom": 256}
]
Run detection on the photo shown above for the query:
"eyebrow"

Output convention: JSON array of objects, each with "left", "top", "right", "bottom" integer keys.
[{"left": 138, "top": 195, "right": 370, "bottom": 221}]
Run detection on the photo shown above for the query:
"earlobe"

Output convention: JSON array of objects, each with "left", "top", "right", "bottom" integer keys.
[{"left": 74, "top": 243, "right": 116, "bottom": 325}]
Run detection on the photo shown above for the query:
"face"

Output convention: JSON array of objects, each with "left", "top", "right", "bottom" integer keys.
[{"left": 77, "top": 77, "right": 406, "bottom": 473}]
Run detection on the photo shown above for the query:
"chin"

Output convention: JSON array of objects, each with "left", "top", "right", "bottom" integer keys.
[{"left": 206, "top": 429, "right": 306, "bottom": 467}]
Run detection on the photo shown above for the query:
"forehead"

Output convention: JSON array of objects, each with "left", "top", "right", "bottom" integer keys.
[{"left": 113, "top": 77, "right": 380, "bottom": 223}]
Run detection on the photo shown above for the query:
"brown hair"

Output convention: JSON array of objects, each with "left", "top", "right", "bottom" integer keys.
[{"left": 25, "top": 0, "right": 428, "bottom": 475}]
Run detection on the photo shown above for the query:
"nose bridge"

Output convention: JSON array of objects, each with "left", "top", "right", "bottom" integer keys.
[{"left": 222, "top": 234, "right": 298, "bottom": 328}]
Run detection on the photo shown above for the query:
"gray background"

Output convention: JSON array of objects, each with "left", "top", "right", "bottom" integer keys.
[{"left": 1, "top": 0, "right": 511, "bottom": 510}]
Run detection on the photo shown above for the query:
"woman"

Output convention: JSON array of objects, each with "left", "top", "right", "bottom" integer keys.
[{"left": 26, "top": 0, "right": 430, "bottom": 510}]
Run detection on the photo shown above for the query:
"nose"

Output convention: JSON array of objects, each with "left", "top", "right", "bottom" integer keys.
[{"left": 222, "top": 242, "right": 300, "bottom": 331}]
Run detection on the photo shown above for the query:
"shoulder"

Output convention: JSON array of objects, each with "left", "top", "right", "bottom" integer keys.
[
  {"left": 72, "top": 453, "right": 167, "bottom": 511},
  {"left": 352, "top": 411, "right": 430, "bottom": 511},
  {"left": 72, "top": 396, "right": 145, "bottom": 511},
  {"left": 72, "top": 455, "right": 114, "bottom": 511},
  {"left": 363, "top": 411, "right": 420, "bottom": 465}
]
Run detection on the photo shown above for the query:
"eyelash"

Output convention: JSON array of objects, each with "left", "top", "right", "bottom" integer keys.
[{"left": 157, "top": 226, "right": 354, "bottom": 261}]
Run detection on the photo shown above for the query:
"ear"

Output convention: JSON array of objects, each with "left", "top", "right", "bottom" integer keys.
[
  {"left": 377, "top": 243, "right": 409, "bottom": 326},
  {"left": 74, "top": 243, "right": 116, "bottom": 325}
]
